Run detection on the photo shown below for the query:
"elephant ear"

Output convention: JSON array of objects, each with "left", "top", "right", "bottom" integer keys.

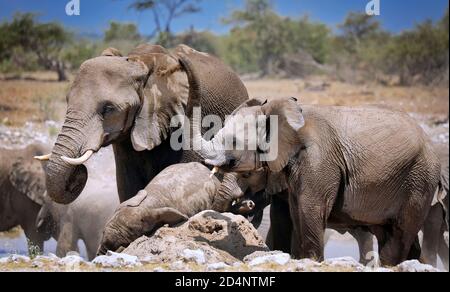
[
  {"left": 261, "top": 98, "right": 305, "bottom": 172},
  {"left": 129, "top": 46, "right": 189, "bottom": 152},
  {"left": 152, "top": 207, "right": 189, "bottom": 226},
  {"left": 9, "top": 158, "right": 46, "bottom": 205}
]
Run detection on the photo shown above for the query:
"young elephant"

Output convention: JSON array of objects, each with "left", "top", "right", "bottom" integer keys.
[
  {"left": 182, "top": 56, "right": 441, "bottom": 266},
  {"left": 0, "top": 144, "right": 56, "bottom": 255},
  {"left": 36, "top": 187, "right": 119, "bottom": 260},
  {"left": 98, "top": 162, "right": 255, "bottom": 255}
]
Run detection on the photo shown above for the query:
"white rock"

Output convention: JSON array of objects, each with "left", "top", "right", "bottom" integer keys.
[
  {"left": 207, "top": 262, "right": 230, "bottom": 271},
  {"left": 181, "top": 249, "right": 206, "bottom": 265},
  {"left": 92, "top": 251, "right": 141, "bottom": 268},
  {"left": 0, "top": 255, "right": 31, "bottom": 264},
  {"left": 153, "top": 267, "right": 167, "bottom": 272},
  {"left": 293, "top": 258, "right": 322, "bottom": 271},
  {"left": 248, "top": 253, "right": 291, "bottom": 267},
  {"left": 170, "top": 261, "right": 186, "bottom": 270},
  {"left": 396, "top": 260, "right": 440, "bottom": 272},
  {"left": 325, "top": 257, "right": 364, "bottom": 270},
  {"left": 140, "top": 255, "right": 157, "bottom": 265},
  {"left": 58, "top": 255, "right": 86, "bottom": 267}
]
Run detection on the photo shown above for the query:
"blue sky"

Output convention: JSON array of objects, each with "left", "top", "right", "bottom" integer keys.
[{"left": 0, "top": 0, "right": 448, "bottom": 36}]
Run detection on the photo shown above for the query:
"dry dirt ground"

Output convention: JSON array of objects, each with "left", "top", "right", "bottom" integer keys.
[{"left": 1, "top": 72, "right": 449, "bottom": 126}]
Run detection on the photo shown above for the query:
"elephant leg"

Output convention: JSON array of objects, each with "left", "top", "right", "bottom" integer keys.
[
  {"left": 267, "top": 194, "right": 292, "bottom": 253},
  {"left": 83, "top": 239, "right": 98, "bottom": 261},
  {"left": 349, "top": 228, "right": 374, "bottom": 265},
  {"left": 379, "top": 190, "right": 429, "bottom": 266},
  {"left": 438, "top": 222, "right": 449, "bottom": 271},
  {"left": 289, "top": 192, "right": 326, "bottom": 261},
  {"left": 407, "top": 236, "right": 422, "bottom": 261},
  {"left": 421, "top": 204, "right": 443, "bottom": 267},
  {"left": 56, "top": 223, "right": 78, "bottom": 258}
]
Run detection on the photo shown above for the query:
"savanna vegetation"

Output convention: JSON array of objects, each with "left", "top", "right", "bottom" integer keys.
[{"left": 0, "top": 0, "right": 448, "bottom": 86}]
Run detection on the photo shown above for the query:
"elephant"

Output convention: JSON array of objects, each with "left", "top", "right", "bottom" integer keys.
[
  {"left": 421, "top": 143, "right": 449, "bottom": 270},
  {"left": 36, "top": 188, "right": 119, "bottom": 260},
  {"left": 0, "top": 144, "right": 55, "bottom": 255},
  {"left": 38, "top": 44, "right": 248, "bottom": 205},
  {"left": 97, "top": 162, "right": 264, "bottom": 255},
  {"left": 183, "top": 56, "right": 441, "bottom": 266}
]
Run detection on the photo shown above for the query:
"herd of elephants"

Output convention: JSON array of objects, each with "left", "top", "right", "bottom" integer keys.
[{"left": 0, "top": 44, "right": 448, "bottom": 270}]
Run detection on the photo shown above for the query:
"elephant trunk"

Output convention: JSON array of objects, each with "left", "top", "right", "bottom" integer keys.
[
  {"left": 179, "top": 56, "right": 227, "bottom": 166},
  {"left": 212, "top": 173, "right": 244, "bottom": 212},
  {"left": 45, "top": 114, "right": 102, "bottom": 204}
]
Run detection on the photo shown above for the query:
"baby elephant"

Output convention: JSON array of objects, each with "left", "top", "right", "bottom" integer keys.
[{"left": 98, "top": 162, "right": 252, "bottom": 255}]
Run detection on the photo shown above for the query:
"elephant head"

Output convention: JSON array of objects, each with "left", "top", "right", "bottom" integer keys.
[
  {"left": 97, "top": 190, "right": 188, "bottom": 255},
  {"left": 180, "top": 54, "right": 304, "bottom": 174},
  {"left": 1, "top": 144, "right": 55, "bottom": 238},
  {"left": 41, "top": 44, "right": 242, "bottom": 204},
  {"left": 212, "top": 169, "right": 287, "bottom": 213}
]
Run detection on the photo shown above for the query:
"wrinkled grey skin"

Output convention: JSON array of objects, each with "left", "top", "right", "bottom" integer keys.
[
  {"left": 45, "top": 44, "right": 248, "bottom": 205},
  {"left": 0, "top": 144, "right": 55, "bottom": 254},
  {"left": 421, "top": 143, "right": 449, "bottom": 270},
  {"left": 98, "top": 162, "right": 252, "bottom": 255},
  {"left": 36, "top": 190, "right": 118, "bottom": 260},
  {"left": 189, "top": 93, "right": 441, "bottom": 265}
]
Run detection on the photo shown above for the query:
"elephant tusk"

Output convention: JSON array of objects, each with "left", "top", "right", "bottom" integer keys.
[
  {"left": 34, "top": 154, "right": 51, "bottom": 161},
  {"left": 210, "top": 166, "right": 220, "bottom": 178},
  {"left": 61, "top": 150, "right": 94, "bottom": 166}
]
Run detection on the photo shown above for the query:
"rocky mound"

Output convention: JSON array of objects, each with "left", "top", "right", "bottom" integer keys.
[
  {"left": 0, "top": 210, "right": 444, "bottom": 272},
  {"left": 123, "top": 211, "right": 269, "bottom": 265}
]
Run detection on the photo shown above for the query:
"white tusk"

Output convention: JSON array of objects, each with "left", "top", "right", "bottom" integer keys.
[
  {"left": 61, "top": 150, "right": 94, "bottom": 166},
  {"left": 34, "top": 154, "right": 51, "bottom": 161},
  {"left": 210, "top": 166, "right": 220, "bottom": 178}
]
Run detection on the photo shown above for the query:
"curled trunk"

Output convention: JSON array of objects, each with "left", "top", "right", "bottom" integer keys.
[
  {"left": 45, "top": 115, "right": 95, "bottom": 204},
  {"left": 179, "top": 52, "right": 247, "bottom": 166},
  {"left": 212, "top": 173, "right": 243, "bottom": 213}
]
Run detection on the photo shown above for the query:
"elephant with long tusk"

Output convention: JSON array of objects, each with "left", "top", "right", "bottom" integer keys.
[{"left": 43, "top": 44, "right": 249, "bottom": 205}]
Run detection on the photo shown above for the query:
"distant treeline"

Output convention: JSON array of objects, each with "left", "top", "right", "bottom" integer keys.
[{"left": 0, "top": 0, "right": 448, "bottom": 85}]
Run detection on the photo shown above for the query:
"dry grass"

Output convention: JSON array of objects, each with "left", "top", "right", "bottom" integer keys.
[
  {"left": 0, "top": 72, "right": 448, "bottom": 127},
  {"left": 244, "top": 77, "right": 449, "bottom": 117},
  {"left": 0, "top": 71, "right": 70, "bottom": 126}
]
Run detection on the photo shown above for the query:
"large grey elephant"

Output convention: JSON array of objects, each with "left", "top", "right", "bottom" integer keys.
[
  {"left": 97, "top": 162, "right": 263, "bottom": 255},
  {"left": 36, "top": 188, "right": 119, "bottom": 260},
  {"left": 38, "top": 44, "right": 248, "bottom": 205},
  {"left": 183, "top": 53, "right": 441, "bottom": 266},
  {"left": 0, "top": 144, "right": 55, "bottom": 254}
]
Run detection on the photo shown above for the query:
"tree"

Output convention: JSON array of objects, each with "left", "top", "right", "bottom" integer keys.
[
  {"left": 339, "top": 12, "right": 381, "bottom": 42},
  {"left": 224, "top": 0, "right": 289, "bottom": 75},
  {"left": 0, "top": 13, "right": 71, "bottom": 81},
  {"left": 128, "top": 0, "right": 202, "bottom": 46},
  {"left": 174, "top": 27, "right": 220, "bottom": 55},
  {"left": 104, "top": 21, "right": 141, "bottom": 42}
]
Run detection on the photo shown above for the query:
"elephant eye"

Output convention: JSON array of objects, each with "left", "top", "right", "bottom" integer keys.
[
  {"left": 242, "top": 172, "right": 252, "bottom": 179},
  {"left": 101, "top": 103, "right": 117, "bottom": 117}
]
